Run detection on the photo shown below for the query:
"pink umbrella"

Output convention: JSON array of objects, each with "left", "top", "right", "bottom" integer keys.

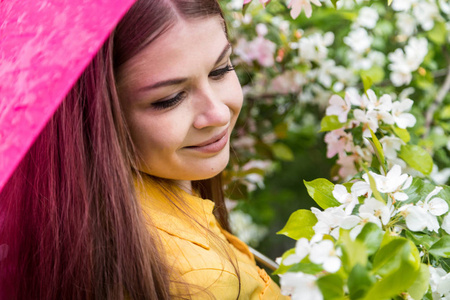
[{"left": 0, "top": 0, "right": 136, "bottom": 191}]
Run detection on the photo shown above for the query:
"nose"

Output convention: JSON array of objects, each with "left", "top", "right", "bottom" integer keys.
[{"left": 192, "top": 83, "right": 230, "bottom": 129}]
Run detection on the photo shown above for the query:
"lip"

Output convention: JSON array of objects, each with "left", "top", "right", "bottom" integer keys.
[{"left": 185, "top": 128, "right": 229, "bottom": 154}]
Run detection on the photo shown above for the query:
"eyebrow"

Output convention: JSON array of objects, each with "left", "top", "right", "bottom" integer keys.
[{"left": 139, "top": 43, "right": 232, "bottom": 92}]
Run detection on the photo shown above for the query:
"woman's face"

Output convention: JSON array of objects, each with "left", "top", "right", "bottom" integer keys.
[{"left": 117, "top": 17, "right": 243, "bottom": 187}]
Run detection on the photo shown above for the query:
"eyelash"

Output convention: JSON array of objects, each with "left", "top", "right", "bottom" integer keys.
[
  {"left": 208, "top": 64, "right": 235, "bottom": 80},
  {"left": 151, "top": 64, "right": 235, "bottom": 110},
  {"left": 152, "top": 92, "right": 187, "bottom": 110}
]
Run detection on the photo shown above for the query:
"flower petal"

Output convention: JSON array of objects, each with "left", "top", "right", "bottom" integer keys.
[
  {"left": 340, "top": 215, "right": 360, "bottom": 229},
  {"left": 428, "top": 197, "right": 449, "bottom": 216},
  {"left": 405, "top": 206, "right": 428, "bottom": 231},
  {"left": 323, "top": 256, "right": 341, "bottom": 273}
]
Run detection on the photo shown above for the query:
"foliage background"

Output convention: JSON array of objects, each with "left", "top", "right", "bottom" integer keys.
[{"left": 220, "top": 0, "right": 450, "bottom": 262}]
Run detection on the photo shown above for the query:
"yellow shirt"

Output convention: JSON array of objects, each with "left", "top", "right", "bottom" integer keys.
[{"left": 137, "top": 180, "right": 289, "bottom": 299}]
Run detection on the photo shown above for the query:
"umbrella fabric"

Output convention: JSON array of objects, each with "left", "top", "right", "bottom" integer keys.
[{"left": 0, "top": 0, "right": 136, "bottom": 191}]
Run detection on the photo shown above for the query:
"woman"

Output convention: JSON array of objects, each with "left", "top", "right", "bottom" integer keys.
[{"left": 0, "top": 0, "right": 289, "bottom": 299}]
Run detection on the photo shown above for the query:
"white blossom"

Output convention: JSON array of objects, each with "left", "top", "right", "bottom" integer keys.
[
  {"left": 359, "top": 197, "right": 393, "bottom": 226},
  {"left": 326, "top": 95, "right": 351, "bottom": 123},
  {"left": 429, "top": 266, "right": 450, "bottom": 299},
  {"left": 430, "top": 165, "right": 450, "bottom": 185},
  {"left": 332, "top": 184, "right": 359, "bottom": 214},
  {"left": 315, "top": 59, "right": 340, "bottom": 88},
  {"left": 405, "top": 37, "right": 428, "bottom": 67},
  {"left": 424, "top": 187, "right": 448, "bottom": 216},
  {"left": 392, "top": 98, "right": 416, "bottom": 129},
  {"left": 280, "top": 272, "right": 323, "bottom": 300},
  {"left": 234, "top": 36, "right": 276, "bottom": 67},
  {"left": 344, "top": 28, "right": 373, "bottom": 54},
  {"left": 346, "top": 88, "right": 369, "bottom": 109},
  {"left": 270, "top": 70, "right": 306, "bottom": 94},
  {"left": 441, "top": 214, "right": 450, "bottom": 235},
  {"left": 298, "top": 32, "right": 334, "bottom": 62},
  {"left": 353, "top": 109, "right": 379, "bottom": 137},
  {"left": 283, "top": 238, "right": 311, "bottom": 265},
  {"left": 324, "top": 128, "right": 353, "bottom": 158},
  {"left": 341, "top": 212, "right": 382, "bottom": 240},
  {"left": 370, "top": 164, "right": 410, "bottom": 195},
  {"left": 288, "top": 0, "right": 322, "bottom": 19},
  {"left": 399, "top": 204, "right": 430, "bottom": 232},
  {"left": 229, "top": 211, "right": 268, "bottom": 246},
  {"left": 367, "top": 109, "right": 395, "bottom": 125},
  {"left": 336, "top": 153, "right": 359, "bottom": 180},
  {"left": 356, "top": 6, "right": 379, "bottom": 29},
  {"left": 440, "top": 0, "right": 450, "bottom": 15},
  {"left": 396, "top": 13, "right": 417, "bottom": 38},
  {"left": 413, "top": 1, "right": 440, "bottom": 31},
  {"left": 388, "top": 37, "right": 428, "bottom": 86},
  {"left": 389, "top": 48, "right": 413, "bottom": 86},
  {"left": 400, "top": 187, "right": 448, "bottom": 232},
  {"left": 365, "top": 90, "right": 393, "bottom": 112},
  {"left": 309, "top": 240, "right": 342, "bottom": 273},
  {"left": 351, "top": 176, "right": 372, "bottom": 199},
  {"left": 312, "top": 206, "right": 346, "bottom": 239},
  {"left": 379, "top": 135, "right": 404, "bottom": 159},
  {"left": 391, "top": 0, "right": 416, "bottom": 12}
]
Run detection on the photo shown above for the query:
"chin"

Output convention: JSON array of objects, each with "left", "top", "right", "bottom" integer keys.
[{"left": 185, "top": 160, "right": 230, "bottom": 181}]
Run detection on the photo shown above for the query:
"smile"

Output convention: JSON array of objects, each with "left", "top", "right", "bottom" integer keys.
[{"left": 185, "top": 128, "right": 229, "bottom": 154}]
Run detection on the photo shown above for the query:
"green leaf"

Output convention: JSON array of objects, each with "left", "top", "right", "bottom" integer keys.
[
  {"left": 366, "top": 171, "right": 386, "bottom": 204},
  {"left": 398, "top": 144, "right": 433, "bottom": 175},
  {"left": 368, "top": 128, "right": 386, "bottom": 172},
  {"left": 361, "top": 75, "right": 373, "bottom": 92},
  {"left": 404, "top": 177, "right": 435, "bottom": 204},
  {"left": 317, "top": 273, "right": 345, "bottom": 299},
  {"left": 440, "top": 105, "right": 450, "bottom": 119},
  {"left": 392, "top": 126, "right": 410, "bottom": 143},
  {"left": 277, "top": 209, "right": 317, "bottom": 240},
  {"left": 340, "top": 229, "right": 368, "bottom": 271},
  {"left": 320, "top": 115, "right": 344, "bottom": 132},
  {"left": 372, "top": 238, "right": 419, "bottom": 277},
  {"left": 352, "top": 126, "right": 363, "bottom": 146},
  {"left": 387, "top": 0, "right": 393, "bottom": 5},
  {"left": 360, "top": 66, "right": 385, "bottom": 84},
  {"left": 405, "top": 231, "right": 439, "bottom": 249},
  {"left": 271, "top": 143, "right": 294, "bottom": 161},
  {"left": 330, "top": 0, "right": 338, "bottom": 9},
  {"left": 362, "top": 264, "right": 419, "bottom": 300},
  {"left": 304, "top": 178, "right": 340, "bottom": 209},
  {"left": 242, "top": 1, "right": 251, "bottom": 15},
  {"left": 274, "top": 122, "right": 289, "bottom": 139},
  {"left": 379, "top": 229, "right": 398, "bottom": 248},
  {"left": 363, "top": 239, "right": 421, "bottom": 300},
  {"left": 429, "top": 236, "right": 450, "bottom": 258},
  {"left": 347, "top": 264, "right": 376, "bottom": 299},
  {"left": 427, "top": 21, "right": 447, "bottom": 45},
  {"left": 274, "top": 249, "right": 296, "bottom": 275},
  {"left": 407, "top": 263, "right": 430, "bottom": 300},
  {"left": 356, "top": 223, "right": 383, "bottom": 256},
  {"left": 286, "top": 262, "right": 323, "bottom": 275}
]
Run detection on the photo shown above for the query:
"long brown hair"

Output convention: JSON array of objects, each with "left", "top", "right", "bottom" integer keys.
[{"left": 0, "top": 0, "right": 230, "bottom": 299}]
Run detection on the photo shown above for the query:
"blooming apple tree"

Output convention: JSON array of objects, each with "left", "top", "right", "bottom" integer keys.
[{"left": 222, "top": 0, "right": 450, "bottom": 266}]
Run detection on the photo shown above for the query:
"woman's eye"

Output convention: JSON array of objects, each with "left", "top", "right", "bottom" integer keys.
[
  {"left": 151, "top": 91, "right": 187, "bottom": 110},
  {"left": 209, "top": 64, "right": 234, "bottom": 80}
]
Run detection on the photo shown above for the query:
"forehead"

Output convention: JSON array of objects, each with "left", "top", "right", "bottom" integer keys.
[{"left": 117, "top": 17, "right": 227, "bottom": 88}]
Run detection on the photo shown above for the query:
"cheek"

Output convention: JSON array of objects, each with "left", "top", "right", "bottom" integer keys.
[
  {"left": 127, "top": 115, "right": 182, "bottom": 154},
  {"left": 227, "top": 76, "right": 243, "bottom": 119}
]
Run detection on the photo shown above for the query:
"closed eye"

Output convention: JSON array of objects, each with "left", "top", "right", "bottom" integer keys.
[
  {"left": 209, "top": 64, "right": 234, "bottom": 80},
  {"left": 151, "top": 91, "right": 187, "bottom": 110}
]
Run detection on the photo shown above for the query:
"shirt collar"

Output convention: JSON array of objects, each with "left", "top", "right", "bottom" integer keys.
[{"left": 135, "top": 178, "right": 215, "bottom": 250}]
